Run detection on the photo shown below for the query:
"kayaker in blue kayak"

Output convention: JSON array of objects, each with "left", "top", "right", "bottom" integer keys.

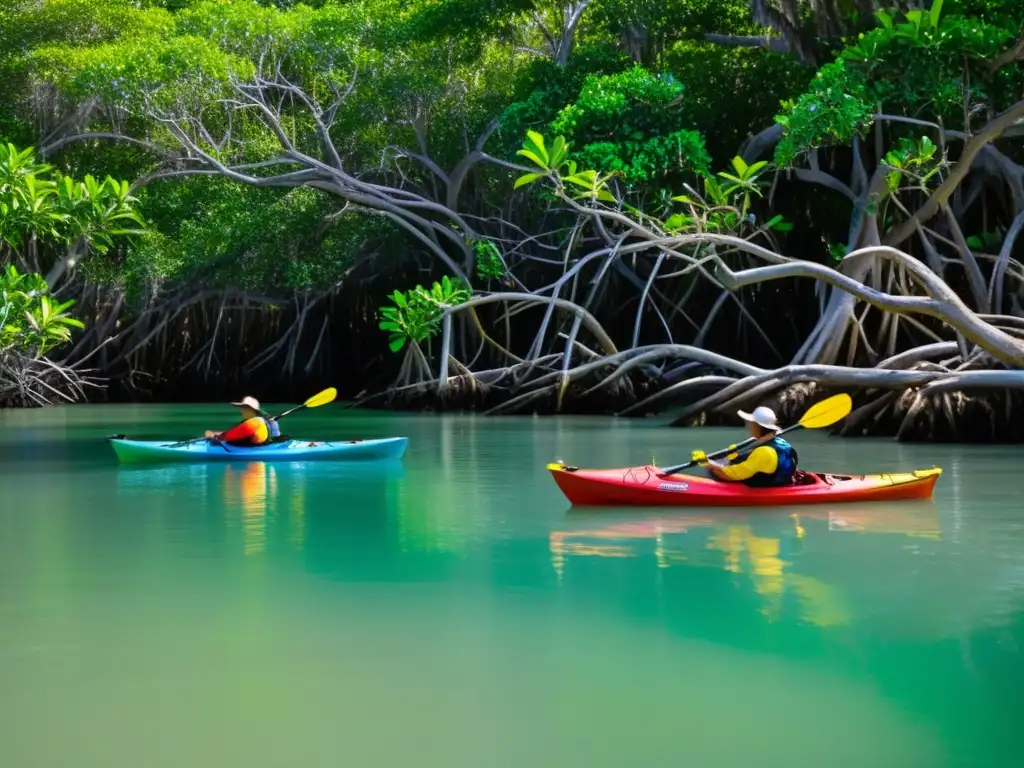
[
  {"left": 204, "top": 396, "right": 280, "bottom": 446},
  {"left": 693, "top": 406, "right": 799, "bottom": 487}
]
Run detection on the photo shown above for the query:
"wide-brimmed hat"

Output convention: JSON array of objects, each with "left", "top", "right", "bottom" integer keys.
[
  {"left": 231, "top": 396, "right": 262, "bottom": 412},
  {"left": 737, "top": 405, "right": 780, "bottom": 431}
]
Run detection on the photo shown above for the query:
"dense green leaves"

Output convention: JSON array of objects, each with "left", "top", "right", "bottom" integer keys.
[
  {"left": 550, "top": 65, "right": 710, "bottom": 183},
  {"left": 472, "top": 239, "right": 507, "bottom": 281},
  {"left": 3, "top": 0, "right": 1023, "bottom": 329},
  {"left": 660, "top": 40, "right": 811, "bottom": 160},
  {"left": 0, "top": 143, "right": 145, "bottom": 277},
  {"left": 0, "top": 264, "right": 83, "bottom": 356},
  {"left": 378, "top": 276, "right": 471, "bottom": 352},
  {"left": 113, "top": 179, "right": 387, "bottom": 296},
  {"left": 774, "top": 60, "right": 874, "bottom": 166},
  {"left": 773, "top": 0, "right": 1021, "bottom": 165},
  {"left": 514, "top": 131, "right": 785, "bottom": 236}
]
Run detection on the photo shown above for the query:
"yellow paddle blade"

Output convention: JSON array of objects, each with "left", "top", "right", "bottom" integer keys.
[
  {"left": 304, "top": 387, "right": 337, "bottom": 409},
  {"left": 797, "top": 393, "right": 852, "bottom": 430}
]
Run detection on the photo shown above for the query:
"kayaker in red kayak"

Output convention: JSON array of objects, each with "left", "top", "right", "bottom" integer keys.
[
  {"left": 204, "top": 396, "right": 280, "bottom": 446},
  {"left": 693, "top": 406, "right": 799, "bottom": 487}
]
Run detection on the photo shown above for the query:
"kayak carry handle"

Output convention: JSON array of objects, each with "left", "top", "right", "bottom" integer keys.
[{"left": 547, "top": 462, "right": 579, "bottom": 472}]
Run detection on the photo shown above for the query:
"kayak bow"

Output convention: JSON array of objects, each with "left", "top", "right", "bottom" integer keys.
[
  {"left": 108, "top": 436, "right": 408, "bottom": 464},
  {"left": 547, "top": 462, "right": 942, "bottom": 507}
]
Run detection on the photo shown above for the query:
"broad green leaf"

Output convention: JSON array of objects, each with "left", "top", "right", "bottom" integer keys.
[
  {"left": 664, "top": 213, "right": 692, "bottom": 232},
  {"left": 716, "top": 172, "right": 747, "bottom": 187},
  {"left": 515, "top": 150, "right": 547, "bottom": 170},
  {"left": 514, "top": 172, "right": 544, "bottom": 189},
  {"left": 523, "top": 131, "right": 548, "bottom": 165},
  {"left": 562, "top": 178, "right": 592, "bottom": 191},
  {"left": 549, "top": 135, "right": 568, "bottom": 168}
]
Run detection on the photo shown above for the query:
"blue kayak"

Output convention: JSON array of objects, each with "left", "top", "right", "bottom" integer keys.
[{"left": 108, "top": 436, "right": 408, "bottom": 464}]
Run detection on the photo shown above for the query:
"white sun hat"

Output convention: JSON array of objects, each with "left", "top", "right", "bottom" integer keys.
[
  {"left": 230, "top": 395, "right": 262, "bottom": 412},
  {"left": 737, "top": 405, "right": 781, "bottom": 432}
]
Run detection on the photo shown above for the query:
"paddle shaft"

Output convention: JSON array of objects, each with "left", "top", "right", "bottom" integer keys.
[{"left": 270, "top": 403, "right": 305, "bottom": 422}]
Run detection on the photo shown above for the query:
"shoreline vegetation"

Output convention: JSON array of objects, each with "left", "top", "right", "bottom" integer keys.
[{"left": 2, "top": 0, "right": 1024, "bottom": 441}]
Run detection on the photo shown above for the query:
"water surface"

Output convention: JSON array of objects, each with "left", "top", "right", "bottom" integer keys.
[{"left": 0, "top": 405, "right": 1021, "bottom": 767}]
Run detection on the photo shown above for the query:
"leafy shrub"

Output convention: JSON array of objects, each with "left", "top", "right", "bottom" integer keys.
[
  {"left": 378, "top": 276, "right": 471, "bottom": 352},
  {"left": 0, "top": 265, "right": 83, "bottom": 356}
]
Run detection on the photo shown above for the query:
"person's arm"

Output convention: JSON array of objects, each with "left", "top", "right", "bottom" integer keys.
[
  {"left": 708, "top": 445, "right": 777, "bottom": 481},
  {"left": 215, "top": 418, "right": 260, "bottom": 443}
]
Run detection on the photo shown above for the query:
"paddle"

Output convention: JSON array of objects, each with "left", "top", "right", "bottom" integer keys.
[
  {"left": 163, "top": 387, "right": 338, "bottom": 448},
  {"left": 660, "top": 393, "right": 853, "bottom": 476}
]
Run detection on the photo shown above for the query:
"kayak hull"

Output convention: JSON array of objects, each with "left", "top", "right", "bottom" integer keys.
[
  {"left": 547, "top": 463, "right": 941, "bottom": 507},
  {"left": 109, "top": 437, "right": 408, "bottom": 464}
]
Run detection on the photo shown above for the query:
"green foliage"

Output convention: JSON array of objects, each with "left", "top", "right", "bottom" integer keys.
[
  {"left": 774, "top": 0, "right": 1020, "bottom": 165},
  {"left": 710, "top": 155, "right": 771, "bottom": 218},
  {"left": 965, "top": 228, "right": 1004, "bottom": 251},
  {"left": 472, "top": 239, "right": 506, "bottom": 282},
  {"left": 499, "top": 42, "right": 633, "bottom": 151},
  {"left": 378, "top": 276, "right": 470, "bottom": 352},
  {"left": 944, "top": 0, "right": 1024, "bottom": 27},
  {"left": 397, "top": 0, "right": 532, "bottom": 48},
  {"left": 7, "top": 0, "right": 173, "bottom": 52},
  {"left": 661, "top": 41, "right": 812, "bottom": 161},
  {"left": 549, "top": 65, "right": 711, "bottom": 184},
  {"left": 32, "top": 34, "right": 255, "bottom": 111},
  {"left": 669, "top": 155, "right": 786, "bottom": 234},
  {"left": 0, "top": 143, "right": 146, "bottom": 270},
  {"left": 590, "top": 0, "right": 757, "bottom": 55},
  {"left": 515, "top": 130, "right": 571, "bottom": 177},
  {"left": 773, "top": 60, "right": 874, "bottom": 167},
  {"left": 111, "top": 179, "right": 382, "bottom": 297},
  {"left": 513, "top": 131, "right": 618, "bottom": 202},
  {"left": 827, "top": 242, "right": 848, "bottom": 262},
  {"left": 0, "top": 265, "right": 83, "bottom": 356},
  {"left": 5, "top": 0, "right": 525, "bottom": 297},
  {"left": 882, "top": 135, "right": 945, "bottom": 191},
  {"left": 513, "top": 131, "right": 787, "bottom": 237},
  {"left": 6, "top": 0, "right": 1020, "bottom": 341}
]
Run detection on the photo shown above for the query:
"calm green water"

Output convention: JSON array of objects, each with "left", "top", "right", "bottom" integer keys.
[{"left": 0, "top": 404, "right": 1021, "bottom": 767}]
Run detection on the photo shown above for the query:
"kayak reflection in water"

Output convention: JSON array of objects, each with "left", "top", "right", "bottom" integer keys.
[
  {"left": 204, "top": 395, "right": 280, "bottom": 447},
  {"left": 692, "top": 406, "right": 799, "bottom": 488}
]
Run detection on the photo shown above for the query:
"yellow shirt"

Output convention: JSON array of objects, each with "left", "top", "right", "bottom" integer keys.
[{"left": 710, "top": 445, "right": 778, "bottom": 482}]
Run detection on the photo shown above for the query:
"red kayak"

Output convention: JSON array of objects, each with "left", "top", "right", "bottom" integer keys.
[{"left": 547, "top": 462, "right": 942, "bottom": 507}]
